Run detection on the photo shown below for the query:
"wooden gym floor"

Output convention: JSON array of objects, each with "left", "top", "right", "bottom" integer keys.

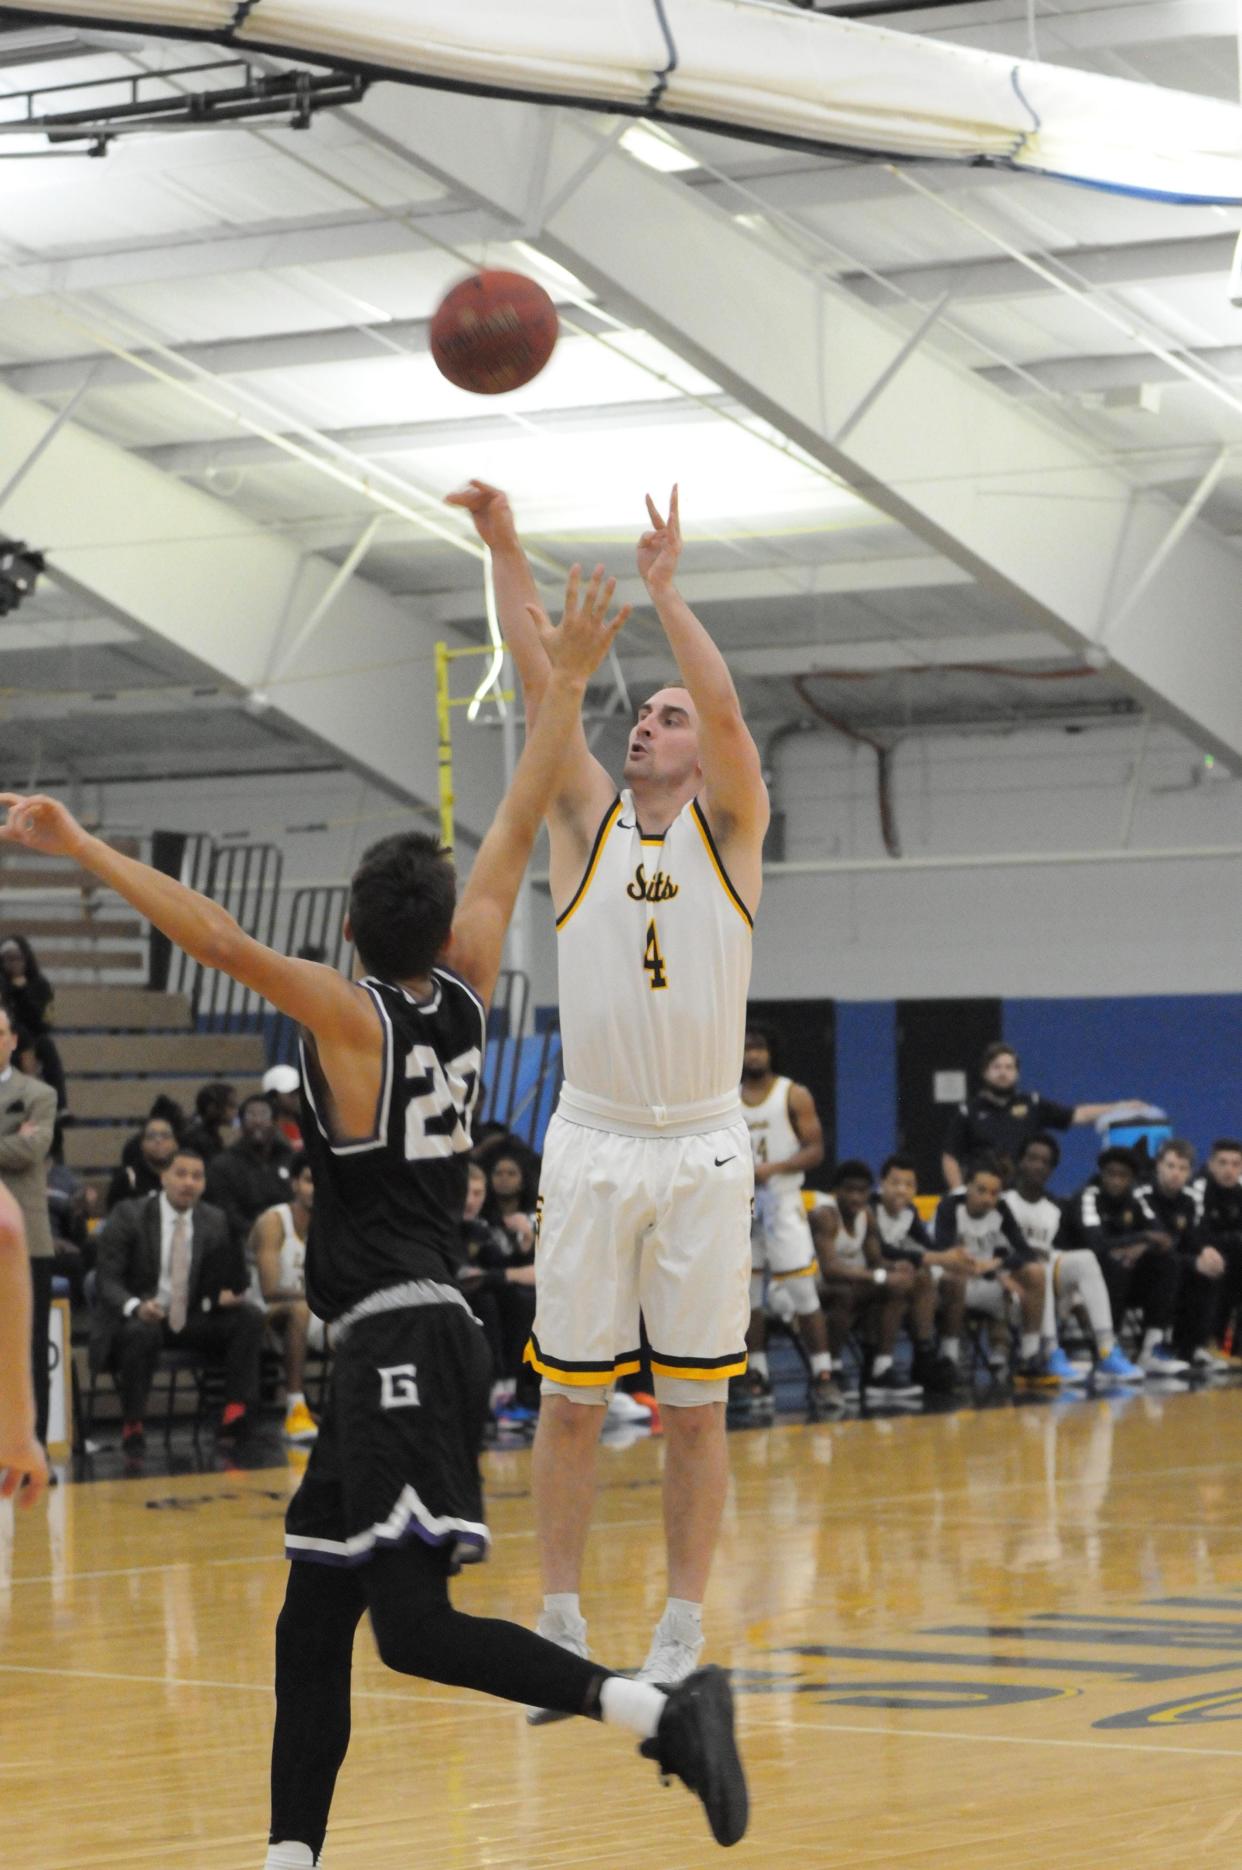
[{"left": 6, "top": 1387, "right": 1242, "bottom": 1869}]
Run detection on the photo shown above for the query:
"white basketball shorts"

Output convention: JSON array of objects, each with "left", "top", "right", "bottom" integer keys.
[
  {"left": 524, "top": 1112, "right": 753, "bottom": 1402},
  {"left": 751, "top": 1187, "right": 817, "bottom": 1280}
]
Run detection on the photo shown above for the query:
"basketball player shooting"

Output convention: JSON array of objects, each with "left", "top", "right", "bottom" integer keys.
[
  {"left": 449, "top": 479, "right": 769, "bottom": 1695},
  {"left": 0, "top": 566, "right": 749, "bottom": 1867}
]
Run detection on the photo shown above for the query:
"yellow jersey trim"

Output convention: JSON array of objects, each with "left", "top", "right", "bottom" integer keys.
[
  {"left": 554, "top": 797, "right": 623, "bottom": 931},
  {"left": 690, "top": 802, "right": 754, "bottom": 930},
  {"left": 770, "top": 1260, "right": 819, "bottom": 1282},
  {"left": 523, "top": 1337, "right": 642, "bottom": 1384}
]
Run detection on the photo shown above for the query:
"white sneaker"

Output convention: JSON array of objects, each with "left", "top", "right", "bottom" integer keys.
[
  {"left": 635, "top": 1626, "right": 704, "bottom": 1688},
  {"left": 1139, "top": 1344, "right": 1190, "bottom": 1378},
  {"left": 526, "top": 1614, "right": 590, "bottom": 1725},
  {"left": 605, "top": 1389, "right": 653, "bottom": 1424}
]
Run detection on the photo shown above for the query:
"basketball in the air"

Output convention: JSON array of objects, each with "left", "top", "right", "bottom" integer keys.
[{"left": 430, "top": 270, "right": 560, "bottom": 394}]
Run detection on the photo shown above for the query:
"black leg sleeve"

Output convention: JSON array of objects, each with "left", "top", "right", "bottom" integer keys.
[
  {"left": 364, "top": 1543, "right": 610, "bottom": 1719},
  {"left": 270, "top": 1560, "right": 368, "bottom": 1862},
  {"left": 1094, "top": 1251, "right": 1133, "bottom": 1333}
]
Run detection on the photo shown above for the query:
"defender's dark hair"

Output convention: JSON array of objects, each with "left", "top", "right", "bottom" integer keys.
[
  {"left": 880, "top": 1153, "right": 918, "bottom": 1180},
  {"left": 832, "top": 1158, "right": 874, "bottom": 1188},
  {"left": 349, "top": 831, "right": 457, "bottom": 982},
  {"left": 964, "top": 1150, "right": 1004, "bottom": 1182},
  {"left": 1019, "top": 1131, "right": 1061, "bottom": 1169}
]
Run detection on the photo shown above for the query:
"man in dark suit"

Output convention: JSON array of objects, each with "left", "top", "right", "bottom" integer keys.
[
  {"left": 92, "top": 1143, "right": 265, "bottom": 1452},
  {"left": 0, "top": 1003, "right": 57, "bottom": 1455}
]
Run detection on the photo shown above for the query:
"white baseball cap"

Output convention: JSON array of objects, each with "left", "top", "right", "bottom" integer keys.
[{"left": 262, "top": 1064, "right": 300, "bottom": 1096}]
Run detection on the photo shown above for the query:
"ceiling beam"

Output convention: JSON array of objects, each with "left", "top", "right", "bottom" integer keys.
[
  {"left": 979, "top": 346, "right": 1242, "bottom": 398},
  {"left": 0, "top": 380, "right": 505, "bottom": 837},
  {"left": 844, "top": 233, "right": 1237, "bottom": 307},
  {"left": 347, "top": 88, "right": 1242, "bottom": 765},
  {"left": 621, "top": 629, "right": 1069, "bottom": 682}
]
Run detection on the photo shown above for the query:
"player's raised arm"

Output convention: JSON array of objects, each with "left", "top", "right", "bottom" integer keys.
[
  {"left": 449, "top": 564, "right": 630, "bottom": 1006},
  {"left": 637, "top": 485, "right": 769, "bottom": 842},
  {"left": 446, "top": 479, "right": 614, "bottom": 833},
  {"left": 0, "top": 797, "right": 378, "bottom": 1057}
]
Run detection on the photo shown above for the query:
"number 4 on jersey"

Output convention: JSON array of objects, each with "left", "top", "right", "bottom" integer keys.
[{"left": 643, "top": 918, "right": 669, "bottom": 991}]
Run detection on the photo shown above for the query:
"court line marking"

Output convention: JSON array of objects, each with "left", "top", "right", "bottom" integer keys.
[
  {"left": 7, "top": 1659, "right": 1242, "bottom": 1762},
  {"left": 741, "top": 1710, "right": 1242, "bottom": 1760},
  {"left": 0, "top": 1660, "right": 505, "bottom": 1712}
]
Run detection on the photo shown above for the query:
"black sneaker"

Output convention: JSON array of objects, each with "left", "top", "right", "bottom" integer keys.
[
  {"left": 806, "top": 1372, "right": 847, "bottom": 1420},
  {"left": 1015, "top": 1355, "right": 1058, "bottom": 1388},
  {"left": 863, "top": 1367, "right": 923, "bottom": 1402},
  {"left": 727, "top": 1372, "right": 773, "bottom": 1423},
  {"left": 640, "top": 1665, "right": 748, "bottom": 1847}
]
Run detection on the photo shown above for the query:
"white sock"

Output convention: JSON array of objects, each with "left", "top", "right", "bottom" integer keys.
[
  {"left": 1020, "top": 1333, "right": 1040, "bottom": 1360},
  {"left": 871, "top": 1354, "right": 892, "bottom": 1378},
  {"left": 285, "top": 1392, "right": 305, "bottom": 1410},
  {"left": 543, "top": 1592, "right": 583, "bottom": 1631},
  {"left": 1142, "top": 1328, "right": 1163, "bottom": 1357},
  {"left": 265, "top": 1845, "right": 317, "bottom": 1869},
  {"left": 659, "top": 1597, "right": 703, "bottom": 1643},
  {"left": 600, "top": 1675, "right": 665, "bottom": 1740},
  {"left": 941, "top": 1337, "right": 960, "bottom": 1362},
  {"left": 749, "top": 1350, "right": 769, "bottom": 1379},
  {"left": 809, "top": 1352, "right": 831, "bottom": 1377}
]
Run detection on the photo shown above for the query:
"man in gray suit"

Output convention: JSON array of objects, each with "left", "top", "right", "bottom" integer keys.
[
  {"left": 92, "top": 1143, "right": 264, "bottom": 1452},
  {"left": 0, "top": 1003, "right": 56, "bottom": 1453}
]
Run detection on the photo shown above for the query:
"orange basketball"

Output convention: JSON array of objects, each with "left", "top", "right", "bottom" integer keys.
[{"left": 429, "top": 270, "right": 560, "bottom": 395}]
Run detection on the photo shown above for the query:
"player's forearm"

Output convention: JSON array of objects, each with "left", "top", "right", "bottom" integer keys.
[
  {"left": 490, "top": 540, "right": 552, "bottom": 720},
  {"left": 646, "top": 582, "right": 742, "bottom": 722},
  {"left": 63, "top": 831, "right": 245, "bottom": 974},
  {"left": 772, "top": 1143, "right": 824, "bottom": 1177}
]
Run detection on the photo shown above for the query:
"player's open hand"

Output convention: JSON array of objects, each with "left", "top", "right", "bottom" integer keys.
[
  {"left": 526, "top": 563, "right": 631, "bottom": 682},
  {"left": 0, "top": 793, "right": 88, "bottom": 860},
  {"left": 0, "top": 1429, "right": 48, "bottom": 1509},
  {"left": 444, "top": 478, "right": 518, "bottom": 551},
  {"left": 637, "top": 484, "right": 683, "bottom": 593}
]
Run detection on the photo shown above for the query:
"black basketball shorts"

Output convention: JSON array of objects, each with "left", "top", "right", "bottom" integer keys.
[{"left": 285, "top": 1296, "right": 492, "bottom": 1572}]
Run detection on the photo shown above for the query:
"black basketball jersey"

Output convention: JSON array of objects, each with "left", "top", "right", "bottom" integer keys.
[{"left": 298, "top": 969, "right": 485, "bottom": 1321}]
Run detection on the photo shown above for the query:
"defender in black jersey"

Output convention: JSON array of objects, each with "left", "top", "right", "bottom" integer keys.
[{"left": 0, "top": 566, "right": 749, "bottom": 1868}]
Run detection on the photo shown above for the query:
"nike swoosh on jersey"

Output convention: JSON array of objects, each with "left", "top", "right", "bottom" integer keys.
[{"left": 714, "top": 1155, "right": 737, "bottom": 1167}]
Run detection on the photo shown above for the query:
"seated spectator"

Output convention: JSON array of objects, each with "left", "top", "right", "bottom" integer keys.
[
  {"left": 90, "top": 1144, "right": 264, "bottom": 1452},
  {"left": 107, "top": 1112, "right": 179, "bottom": 1211},
  {"left": 250, "top": 1152, "right": 322, "bottom": 1445},
  {"left": 934, "top": 1152, "right": 1045, "bottom": 1384},
  {"left": 482, "top": 1147, "right": 540, "bottom": 1258},
  {"left": 262, "top": 1064, "right": 304, "bottom": 1150},
  {"left": 204, "top": 1093, "right": 293, "bottom": 1247},
  {"left": 46, "top": 1158, "right": 97, "bottom": 1304},
  {"left": 810, "top": 1162, "right": 922, "bottom": 1402},
  {"left": 1061, "top": 1145, "right": 1187, "bottom": 1377},
  {"left": 1143, "top": 1140, "right": 1230, "bottom": 1374},
  {"left": 0, "top": 933, "right": 68, "bottom": 1116},
  {"left": 459, "top": 1161, "right": 540, "bottom": 1426},
  {"left": 942, "top": 1041, "right": 1147, "bottom": 1190},
  {"left": 1189, "top": 1139, "right": 1242, "bottom": 1362},
  {"left": 181, "top": 1080, "right": 238, "bottom": 1165},
  {"left": 872, "top": 1153, "right": 965, "bottom": 1395},
  {"left": 116, "top": 1095, "right": 187, "bottom": 1178},
  {"left": 1003, "top": 1134, "right": 1141, "bottom": 1385}
]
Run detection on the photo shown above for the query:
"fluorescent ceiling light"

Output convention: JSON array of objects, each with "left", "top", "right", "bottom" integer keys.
[{"left": 619, "top": 124, "right": 699, "bottom": 173}]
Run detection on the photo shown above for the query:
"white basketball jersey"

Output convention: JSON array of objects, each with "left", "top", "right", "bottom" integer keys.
[
  {"left": 811, "top": 1192, "right": 868, "bottom": 1268},
  {"left": 743, "top": 1077, "right": 803, "bottom": 1197},
  {"left": 555, "top": 789, "right": 753, "bottom": 1136},
  {"left": 275, "top": 1202, "right": 307, "bottom": 1294},
  {"left": 1001, "top": 1189, "right": 1062, "bottom": 1260}
]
